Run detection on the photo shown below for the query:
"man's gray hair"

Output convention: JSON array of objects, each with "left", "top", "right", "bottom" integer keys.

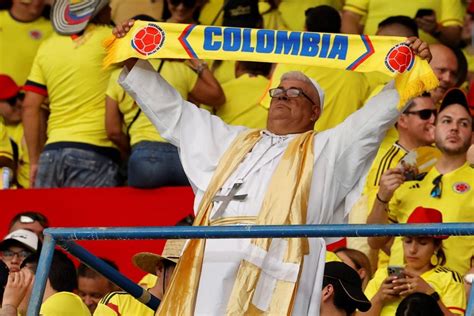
[{"left": 280, "top": 71, "right": 325, "bottom": 111}]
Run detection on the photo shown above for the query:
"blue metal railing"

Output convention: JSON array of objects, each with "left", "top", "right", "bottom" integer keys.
[{"left": 28, "top": 223, "right": 474, "bottom": 315}]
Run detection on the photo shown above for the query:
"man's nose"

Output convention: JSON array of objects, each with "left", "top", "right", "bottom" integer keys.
[
  {"left": 84, "top": 295, "right": 93, "bottom": 306},
  {"left": 10, "top": 254, "right": 21, "bottom": 264}
]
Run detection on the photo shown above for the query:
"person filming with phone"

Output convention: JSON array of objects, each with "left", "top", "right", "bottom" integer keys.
[{"left": 360, "top": 207, "right": 466, "bottom": 316}]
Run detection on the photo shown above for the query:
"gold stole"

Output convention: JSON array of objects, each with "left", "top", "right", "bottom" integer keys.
[{"left": 157, "top": 129, "right": 315, "bottom": 315}]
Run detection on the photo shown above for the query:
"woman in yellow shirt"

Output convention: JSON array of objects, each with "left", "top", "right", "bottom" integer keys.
[{"left": 361, "top": 207, "right": 466, "bottom": 316}]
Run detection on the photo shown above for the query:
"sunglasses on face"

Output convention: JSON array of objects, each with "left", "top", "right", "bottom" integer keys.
[
  {"left": 169, "top": 0, "right": 197, "bottom": 8},
  {"left": 404, "top": 109, "right": 437, "bottom": 120},
  {"left": 1, "top": 249, "right": 32, "bottom": 260},
  {"left": 430, "top": 174, "right": 443, "bottom": 198},
  {"left": 269, "top": 87, "right": 316, "bottom": 105},
  {"left": 3, "top": 93, "right": 24, "bottom": 107}
]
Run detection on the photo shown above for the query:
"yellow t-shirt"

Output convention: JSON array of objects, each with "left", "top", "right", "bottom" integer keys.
[
  {"left": 211, "top": 60, "right": 237, "bottom": 85},
  {"left": 5, "top": 123, "right": 29, "bottom": 188},
  {"left": 198, "top": 0, "right": 224, "bottom": 26},
  {"left": 109, "top": 0, "right": 163, "bottom": 25},
  {"left": 105, "top": 59, "right": 198, "bottom": 146},
  {"left": 388, "top": 163, "right": 474, "bottom": 275},
  {"left": 0, "top": 10, "right": 53, "bottom": 85},
  {"left": 0, "top": 119, "right": 13, "bottom": 161},
  {"left": 365, "top": 266, "right": 466, "bottom": 315},
  {"left": 40, "top": 291, "right": 91, "bottom": 316},
  {"left": 137, "top": 273, "right": 158, "bottom": 289},
  {"left": 326, "top": 252, "right": 342, "bottom": 262},
  {"left": 216, "top": 74, "right": 269, "bottom": 129},
  {"left": 259, "top": 2, "right": 288, "bottom": 31},
  {"left": 261, "top": 63, "right": 371, "bottom": 132},
  {"left": 93, "top": 291, "right": 154, "bottom": 316},
  {"left": 278, "top": 0, "right": 343, "bottom": 31},
  {"left": 25, "top": 25, "right": 117, "bottom": 148},
  {"left": 343, "top": 0, "right": 464, "bottom": 44}
]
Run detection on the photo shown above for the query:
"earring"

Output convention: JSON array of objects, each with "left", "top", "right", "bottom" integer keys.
[{"left": 430, "top": 253, "right": 439, "bottom": 266}]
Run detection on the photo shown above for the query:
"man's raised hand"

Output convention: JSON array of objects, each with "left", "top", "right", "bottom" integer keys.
[
  {"left": 406, "top": 37, "right": 432, "bottom": 62},
  {"left": 113, "top": 19, "right": 135, "bottom": 38}
]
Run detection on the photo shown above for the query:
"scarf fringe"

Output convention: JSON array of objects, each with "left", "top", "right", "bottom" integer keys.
[
  {"left": 103, "top": 35, "right": 120, "bottom": 69},
  {"left": 396, "top": 69, "right": 439, "bottom": 110}
]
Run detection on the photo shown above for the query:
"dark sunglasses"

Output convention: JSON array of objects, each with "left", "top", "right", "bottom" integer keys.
[
  {"left": 169, "top": 0, "right": 197, "bottom": 7},
  {"left": 404, "top": 109, "right": 437, "bottom": 120},
  {"left": 430, "top": 174, "right": 443, "bottom": 198},
  {"left": 4, "top": 93, "right": 24, "bottom": 106}
]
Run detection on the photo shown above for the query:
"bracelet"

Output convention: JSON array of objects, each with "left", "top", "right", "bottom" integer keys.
[
  {"left": 190, "top": 61, "right": 208, "bottom": 75},
  {"left": 376, "top": 193, "right": 389, "bottom": 204}
]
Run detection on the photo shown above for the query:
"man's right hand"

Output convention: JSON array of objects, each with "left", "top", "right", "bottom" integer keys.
[
  {"left": 377, "top": 168, "right": 405, "bottom": 203},
  {"left": 112, "top": 19, "right": 138, "bottom": 70},
  {"left": 375, "top": 275, "right": 401, "bottom": 304},
  {"left": 2, "top": 269, "right": 34, "bottom": 309}
]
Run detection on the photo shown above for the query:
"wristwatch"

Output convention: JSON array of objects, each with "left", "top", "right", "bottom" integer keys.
[
  {"left": 464, "top": 273, "right": 474, "bottom": 285},
  {"left": 430, "top": 291, "right": 440, "bottom": 302}
]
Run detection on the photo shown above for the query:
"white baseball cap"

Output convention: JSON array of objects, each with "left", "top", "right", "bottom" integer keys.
[{"left": 0, "top": 229, "right": 39, "bottom": 253}]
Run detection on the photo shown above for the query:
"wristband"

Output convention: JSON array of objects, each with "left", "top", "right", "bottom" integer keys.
[{"left": 376, "top": 193, "right": 389, "bottom": 204}]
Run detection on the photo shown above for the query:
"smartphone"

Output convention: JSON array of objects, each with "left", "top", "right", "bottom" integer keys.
[
  {"left": 415, "top": 8, "right": 434, "bottom": 18},
  {"left": 387, "top": 266, "right": 405, "bottom": 278}
]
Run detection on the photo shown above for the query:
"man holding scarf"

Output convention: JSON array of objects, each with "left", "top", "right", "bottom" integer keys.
[{"left": 114, "top": 20, "right": 432, "bottom": 315}]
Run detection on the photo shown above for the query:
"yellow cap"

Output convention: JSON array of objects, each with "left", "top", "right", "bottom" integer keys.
[{"left": 40, "top": 292, "right": 91, "bottom": 316}]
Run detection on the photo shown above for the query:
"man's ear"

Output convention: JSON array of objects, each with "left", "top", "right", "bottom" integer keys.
[
  {"left": 397, "top": 113, "right": 408, "bottom": 129},
  {"left": 358, "top": 268, "right": 367, "bottom": 281},
  {"left": 155, "top": 261, "right": 164, "bottom": 276},
  {"left": 322, "top": 284, "right": 334, "bottom": 302},
  {"left": 311, "top": 105, "right": 321, "bottom": 122}
]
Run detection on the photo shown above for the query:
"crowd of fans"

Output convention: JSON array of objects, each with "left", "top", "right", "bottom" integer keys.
[{"left": 1, "top": 0, "right": 474, "bottom": 314}]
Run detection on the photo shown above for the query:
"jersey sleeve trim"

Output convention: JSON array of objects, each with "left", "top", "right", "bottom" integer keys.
[{"left": 24, "top": 80, "right": 48, "bottom": 96}]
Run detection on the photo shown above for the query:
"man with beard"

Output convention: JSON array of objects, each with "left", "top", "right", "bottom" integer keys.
[{"left": 367, "top": 88, "right": 474, "bottom": 276}]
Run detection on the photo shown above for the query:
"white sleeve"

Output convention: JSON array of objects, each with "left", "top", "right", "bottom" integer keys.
[
  {"left": 309, "top": 81, "right": 402, "bottom": 225},
  {"left": 118, "top": 60, "right": 247, "bottom": 191}
]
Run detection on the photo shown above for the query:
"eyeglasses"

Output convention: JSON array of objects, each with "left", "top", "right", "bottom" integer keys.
[
  {"left": 404, "top": 109, "right": 437, "bottom": 120},
  {"left": 169, "top": 0, "right": 197, "bottom": 8},
  {"left": 269, "top": 87, "right": 316, "bottom": 105},
  {"left": 430, "top": 174, "right": 443, "bottom": 198},
  {"left": 1, "top": 249, "right": 32, "bottom": 260}
]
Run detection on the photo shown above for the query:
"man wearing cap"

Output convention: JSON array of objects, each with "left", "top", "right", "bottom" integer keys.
[
  {"left": 368, "top": 88, "right": 474, "bottom": 276},
  {"left": 93, "top": 240, "right": 183, "bottom": 316},
  {"left": 0, "top": 229, "right": 39, "bottom": 272},
  {"left": 115, "top": 17, "right": 432, "bottom": 314},
  {"left": 321, "top": 261, "right": 372, "bottom": 315},
  {"left": 22, "top": 0, "right": 121, "bottom": 188},
  {"left": 0, "top": 74, "right": 33, "bottom": 188},
  {"left": 348, "top": 93, "right": 438, "bottom": 265}
]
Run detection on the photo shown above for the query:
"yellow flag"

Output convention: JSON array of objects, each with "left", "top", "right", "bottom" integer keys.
[{"left": 104, "top": 21, "right": 438, "bottom": 107}]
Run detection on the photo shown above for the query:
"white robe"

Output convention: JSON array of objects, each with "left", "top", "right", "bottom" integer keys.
[{"left": 119, "top": 60, "right": 402, "bottom": 315}]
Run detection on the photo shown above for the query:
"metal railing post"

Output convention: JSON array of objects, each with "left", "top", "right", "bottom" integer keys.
[
  {"left": 59, "top": 240, "right": 160, "bottom": 311},
  {"left": 27, "top": 234, "right": 56, "bottom": 316}
]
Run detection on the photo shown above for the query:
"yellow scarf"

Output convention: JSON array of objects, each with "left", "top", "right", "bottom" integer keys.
[
  {"left": 104, "top": 22, "right": 438, "bottom": 108},
  {"left": 157, "top": 130, "right": 314, "bottom": 315}
]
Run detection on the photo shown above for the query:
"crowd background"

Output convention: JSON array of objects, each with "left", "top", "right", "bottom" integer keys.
[{"left": 1, "top": 0, "right": 474, "bottom": 315}]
